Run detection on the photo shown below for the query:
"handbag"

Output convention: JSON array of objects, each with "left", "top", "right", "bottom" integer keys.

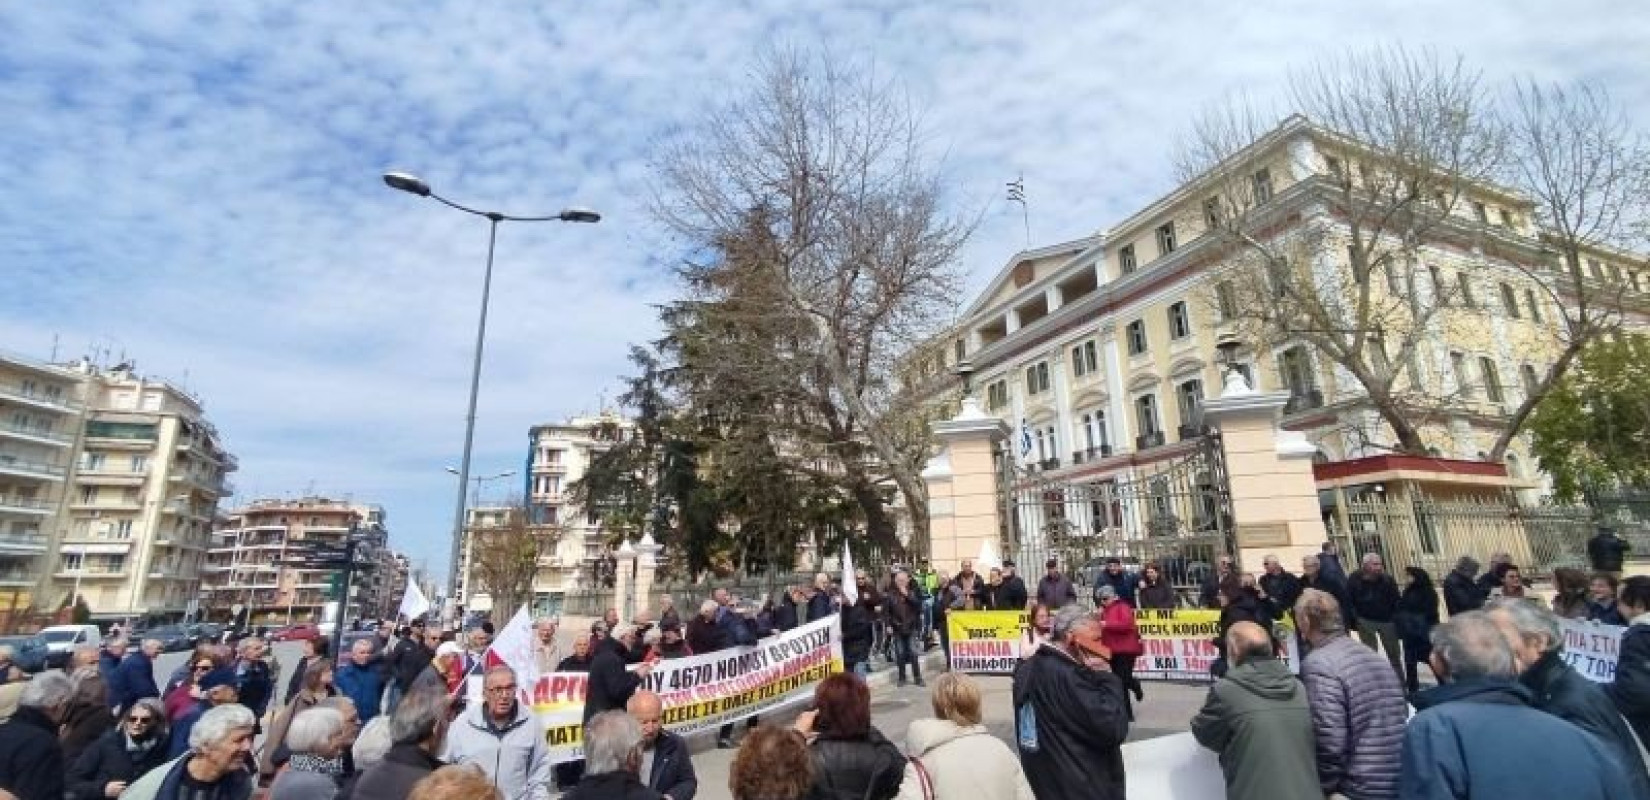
[{"left": 907, "top": 755, "right": 935, "bottom": 800}]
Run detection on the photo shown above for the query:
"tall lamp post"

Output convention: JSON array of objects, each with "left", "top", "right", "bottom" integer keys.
[{"left": 383, "top": 171, "right": 599, "bottom": 611}]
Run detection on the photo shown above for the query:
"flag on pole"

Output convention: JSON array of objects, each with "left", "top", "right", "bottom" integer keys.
[
  {"left": 1020, "top": 419, "right": 1033, "bottom": 457},
  {"left": 461, "top": 604, "right": 537, "bottom": 704},
  {"left": 397, "top": 581, "right": 432, "bottom": 621},
  {"left": 841, "top": 543, "right": 858, "bottom": 606}
]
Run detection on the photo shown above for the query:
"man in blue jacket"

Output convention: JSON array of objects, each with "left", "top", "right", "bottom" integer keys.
[
  {"left": 1400, "top": 611, "right": 1634, "bottom": 799},
  {"left": 110, "top": 638, "right": 161, "bottom": 716},
  {"left": 335, "top": 638, "right": 386, "bottom": 725}
]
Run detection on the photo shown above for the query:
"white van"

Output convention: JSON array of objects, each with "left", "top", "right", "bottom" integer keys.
[{"left": 38, "top": 624, "right": 104, "bottom": 668}]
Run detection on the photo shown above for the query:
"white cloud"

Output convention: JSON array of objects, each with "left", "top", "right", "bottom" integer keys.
[{"left": 2, "top": 0, "right": 1646, "bottom": 580}]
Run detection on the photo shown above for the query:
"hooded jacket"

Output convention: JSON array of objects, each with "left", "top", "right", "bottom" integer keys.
[
  {"left": 1520, "top": 649, "right": 1650, "bottom": 797},
  {"left": 806, "top": 727, "right": 906, "bottom": 800},
  {"left": 1402, "top": 678, "right": 1635, "bottom": 799},
  {"left": 1012, "top": 643, "right": 1129, "bottom": 800},
  {"left": 444, "top": 700, "right": 553, "bottom": 800},
  {"left": 895, "top": 719, "right": 1032, "bottom": 800},
  {"left": 1191, "top": 658, "right": 1320, "bottom": 800},
  {"left": 1299, "top": 635, "right": 1407, "bottom": 799}
]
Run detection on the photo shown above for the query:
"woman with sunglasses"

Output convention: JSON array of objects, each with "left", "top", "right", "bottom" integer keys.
[
  {"left": 164, "top": 655, "right": 223, "bottom": 724},
  {"left": 66, "top": 697, "right": 171, "bottom": 800}
]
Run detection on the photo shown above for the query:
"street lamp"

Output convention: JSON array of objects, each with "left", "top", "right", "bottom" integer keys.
[
  {"left": 384, "top": 171, "right": 599, "bottom": 605},
  {"left": 446, "top": 467, "right": 517, "bottom": 507}
]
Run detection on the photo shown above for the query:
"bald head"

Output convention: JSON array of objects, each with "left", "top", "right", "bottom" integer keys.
[
  {"left": 627, "top": 690, "right": 662, "bottom": 744},
  {"left": 1226, "top": 622, "right": 1274, "bottom": 666}
]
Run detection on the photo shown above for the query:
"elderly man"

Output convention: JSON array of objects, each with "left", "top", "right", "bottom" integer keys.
[
  {"left": 1402, "top": 611, "right": 1634, "bottom": 799},
  {"left": 1258, "top": 555, "right": 1302, "bottom": 621},
  {"left": 1299, "top": 555, "right": 1356, "bottom": 631},
  {"left": 657, "top": 597, "right": 681, "bottom": 630},
  {"left": 348, "top": 688, "right": 450, "bottom": 800},
  {"left": 1485, "top": 599, "right": 1650, "bottom": 795},
  {"left": 390, "top": 622, "right": 436, "bottom": 710},
  {"left": 460, "top": 627, "right": 491, "bottom": 680},
  {"left": 124, "top": 703, "right": 257, "bottom": 800},
  {"left": 532, "top": 617, "right": 563, "bottom": 675},
  {"left": 444, "top": 666, "right": 551, "bottom": 800},
  {"left": 1347, "top": 553, "right": 1403, "bottom": 678},
  {"left": 566, "top": 711, "right": 658, "bottom": 800},
  {"left": 628, "top": 691, "right": 696, "bottom": 800},
  {"left": 1200, "top": 555, "right": 1243, "bottom": 610},
  {"left": 337, "top": 638, "right": 387, "bottom": 726},
  {"left": 1192, "top": 622, "right": 1319, "bottom": 800},
  {"left": 1294, "top": 588, "right": 1405, "bottom": 800},
  {"left": 806, "top": 574, "right": 834, "bottom": 622},
  {"left": 1442, "top": 556, "right": 1486, "bottom": 616},
  {"left": 999, "top": 559, "right": 1029, "bottom": 611},
  {"left": 1013, "top": 606, "right": 1129, "bottom": 800},
  {"left": 1094, "top": 558, "right": 1138, "bottom": 607},
  {"left": 232, "top": 637, "right": 276, "bottom": 729},
  {"left": 0, "top": 671, "right": 73, "bottom": 800},
  {"left": 110, "top": 639, "right": 163, "bottom": 716}
]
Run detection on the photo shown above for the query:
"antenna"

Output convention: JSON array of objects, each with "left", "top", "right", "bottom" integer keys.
[{"left": 1007, "top": 175, "right": 1031, "bottom": 248}]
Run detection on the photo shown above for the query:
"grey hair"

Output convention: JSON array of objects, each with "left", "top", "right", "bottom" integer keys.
[
  {"left": 1294, "top": 589, "right": 1347, "bottom": 638},
  {"left": 352, "top": 716, "right": 394, "bottom": 768},
  {"left": 390, "top": 687, "right": 449, "bottom": 746},
  {"left": 1049, "top": 606, "right": 1095, "bottom": 643},
  {"left": 237, "top": 637, "right": 263, "bottom": 654},
  {"left": 107, "top": 637, "right": 129, "bottom": 649},
  {"left": 699, "top": 599, "right": 719, "bottom": 615},
  {"left": 1486, "top": 598, "right": 1563, "bottom": 653},
  {"left": 142, "top": 638, "right": 162, "bottom": 651},
  {"left": 1431, "top": 611, "right": 1519, "bottom": 681},
  {"left": 190, "top": 703, "right": 256, "bottom": 749},
  {"left": 318, "top": 695, "right": 356, "bottom": 716},
  {"left": 20, "top": 671, "right": 73, "bottom": 709},
  {"left": 584, "top": 710, "right": 643, "bottom": 774},
  {"left": 127, "top": 697, "right": 169, "bottom": 739},
  {"left": 1095, "top": 585, "right": 1118, "bottom": 601},
  {"left": 1455, "top": 555, "right": 1481, "bottom": 573},
  {"left": 1360, "top": 552, "right": 1382, "bottom": 566},
  {"left": 285, "top": 706, "right": 345, "bottom": 753}
]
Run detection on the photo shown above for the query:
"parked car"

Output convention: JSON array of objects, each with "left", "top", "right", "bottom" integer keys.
[
  {"left": 37, "top": 624, "right": 105, "bottom": 668},
  {"left": 142, "top": 624, "right": 194, "bottom": 653},
  {"left": 0, "top": 635, "right": 51, "bottom": 673},
  {"left": 270, "top": 623, "right": 321, "bottom": 642},
  {"left": 186, "top": 623, "right": 223, "bottom": 645}
]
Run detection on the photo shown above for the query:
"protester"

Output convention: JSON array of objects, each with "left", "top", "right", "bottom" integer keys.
[
  {"left": 1096, "top": 585, "right": 1143, "bottom": 712},
  {"left": 99, "top": 639, "right": 128, "bottom": 700},
  {"left": 1586, "top": 573, "right": 1624, "bottom": 624},
  {"left": 66, "top": 697, "right": 170, "bottom": 800},
  {"left": 162, "top": 645, "right": 218, "bottom": 708},
  {"left": 1587, "top": 525, "right": 1630, "bottom": 576},
  {"left": 646, "top": 622, "right": 692, "bottom": 660},
  {"left": 998, "top": 560, "right": 1029, "bottom": 611},
  {"left": 1095, "top": 558, "right": 1138, "bottom": 606},
  {"left": 167, "top": 668, "right": 241, "bottom": 760},
  {"left": 62, "top": 666, "right": 118, "bottom": 765},
  {"left": 896, "top": 673, "right": 1031, "bottom": 800},
  {"left": 460, "top": 627, "right": 491, "bottom": 680},
  {"left": 1191, "top": 622, "right": 1319, "bottom": 800},
  {"left": 317, "top": 697, "right": 361, "bottom": 775},
  {"left": 1441, "top": 556, "right": 1486, "bottom": 616},
  {"left": 1608, "top": 575, "right": 1650, "bottom": 760},
  {"left": 1022, "top": 603, "right": 1053, "bottom": 656},
  {"left": 1013, "top": 606, "right": 1129, "bottom": 800},
  {"left": 110, "top": 640, "right": 162, "bottom": 717},
  {"left": 772, "top": 586, "right": 802, "bottom": 632},
  {"left": 335, "top": 639, "right": 386, "bottom": 727},
  {"left": 165, "top": 651, "right": 224, "bottom": 724},
  {"left": 626, "top": 691, "right": 696, "bottom": 800},
  {"left": 1317, "top": 542, "right": 1349, "bottom": 588},
  {"left": 0, "top": 671, "right": 73, "bottom": 800},
  {"left": 1395, "top": 566, "right": 1440, "bottom": 696},
  {"left": 269, "top": 707, "right": 348, "bottom": 800},
  {"left": 587, "top": 625, "right": 653, "bottom": 724},
  {"left": 444, "top": 666, "right": 551, "bottom": 800},
  {"left": 1135, "top": 564, "right": 1177, "bottom": 610},
  {"left": 1486, "top": 599, "right": 1650, "bottom": 795},
  {"left": 1347, "top": 552, "right": 1403, "bottom": 678},
  {"left": 389, "top": 624, "right": 435, "bottom": 710},
  {"left": 1213, "top": 579, "right": 1272, "bottom": 679},
  {"left": 1035, "top": 559, "right": 1077, "bottom": 610},
  {"left": 1402, "top": 611, "right": 1635, "bottom": 799},
  {"left": 1476, "top": 551, "right": 1513, "bottom": 596},
  {"left": 407, "top": 765, "right": 501, "bottom": 800},
  {"left": 843, "top": 573, "right": 878, "bottom": 678},
  {"left": 1548, "top": 567, "right": 1590, "bottom": 619},
  {"left": 1299, "top": 554, "right": 1356, "bottom": 632},
  {"left": 562, "top": 711, "right": 655, "bottom": 800},
  {"left": 712, "top": 588, "right": 760, "bottom": 747},
  {"left": 807, "top": 574, "right": 834, "bottom": 622},
  {"left": 1294, "top": 588, "right": 1405, "bottom": 800},
  {"left": 412, "top": 642, "right": 463, "bottom": 696},
  {"left": 120, "top": 703, "right": 256, "bottom": 800},
  {"left": 1491, "top": 564, "right": 1542, "bottom": 606},
  {"left": 342, "top": 688, "right": 450, "bottom": 800},
  {"left": 341, "top": 716, "right": 393, "bottom": 799},
  {"left": 729, "top": 726, "right": 812, "bottom": 800},
  {"left": 231, "top": 638, "right": 275, "bottom": 733},
  {"left": 794, "top": 674, "right": 904, "bottom": 800},
  {"left": 286, "top": 638, "right": 330, "bottom": 706},
  {"left": 983, "top": 567, "right": 1008, "bottom": 610},
  {"left": 262, "top": 659, "right": 336, "bottom": 777},
  {"left": 1199, "top": 555, "right": 1243, "bottom": 610},
  {"left": 1257, "top": 555, "right": 1302, "bottom": 621},
  {"left": 885, "top": 570, "right": 925, "bottom": 687}
]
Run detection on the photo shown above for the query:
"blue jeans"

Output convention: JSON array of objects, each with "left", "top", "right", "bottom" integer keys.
[
  {"left": 893, "top": 632, "right": 923, "bottom": 682},
  {"left": 852, "top": 660, "right": 871, "bottom": 678},
  {"left": 921, "top": 597, "right": 934, "bottom": 640}
]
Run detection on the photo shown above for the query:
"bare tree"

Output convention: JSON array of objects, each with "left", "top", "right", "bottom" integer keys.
[
  {"left": 467, "top": 503, "right": 558, "bottom": 617},
  {"left": 651, "top": 48, "right": 974, "bottom": 555}
]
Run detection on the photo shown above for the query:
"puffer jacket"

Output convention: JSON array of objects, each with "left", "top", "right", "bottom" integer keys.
[
  {"left": 442, "top": 701, "right": 552, "bottom": 800},
  {"left": 1299, "top": 635, "right": 1407, "bottom": 799},
  {"left": 806, "top": 727, "right": 906, "bottom": 800},
  {"left": 1520, "top": 649, "right": 1650, "bottom": 797},
  {"left": 895, "top": 719, "right": 1032, "bottom": 800},
  {"left": 1191, "top": 657, "right": 1320, "bottom": 800}
]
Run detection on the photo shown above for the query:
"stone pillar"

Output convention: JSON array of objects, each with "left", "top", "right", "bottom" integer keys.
[
  {"left": 612, "top": 541, "right": 636, "bottom": 623},
  {"left": 1202, "top": 372, "right": 1327, "bottom": 573},
  {"left": 632, "top": 534, "right": 661, "bottom": 621},
  {"left": 924, "top": 397, "right": 1010, "bottom": 575}
]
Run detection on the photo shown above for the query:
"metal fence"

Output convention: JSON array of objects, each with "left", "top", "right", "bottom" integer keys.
[{"left": 1326, "top": 497, "right": 1598, "bottom": 579}]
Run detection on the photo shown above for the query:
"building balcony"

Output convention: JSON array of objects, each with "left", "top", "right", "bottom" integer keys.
[
  {"left": 1068, "top": 445, "right": 1114, "bottom": 466},
  {"left": 162, "top": 500, "right": 211, "bottom": 521},
  {"left": 0, "top": 495, "right": 54, "bottom": 516},
  {"left": 0, "top": 531, "right": 47, "bottom": 553},
  {"left": 535, "top": 462, "right": 568, "bottom": 474},
  {"left": 1136, "top": 431, "right": 1167, "bottom": 451},
  {"left": 0, "top": 422, "right": 72, "bottom": 448},
  {"left": 169, "top": 473, "right": 229, "bottom": 497},
  {"left": 0, "top": 567, "right": 36, "bottom": 586},
  {"left": 0, "top": 456, "right": 67, "bottom": 482},
  {"left": 54, "top": 568, "right": 128, "bottom": 580},
  {"left": 75, "top": 469, "right": 147, "bottom": 486},
  {"left": 531, "top": 491, "right": 565, "bottom": 504},
  {"left": 1177, "top": 424, "right": 1205, "bottom": 442},
  {"left": 68, "top": 498, "right": 142, "bottom": 512},
  {"left": 0, "top": 383, "right": 82, "bottom": 413}
]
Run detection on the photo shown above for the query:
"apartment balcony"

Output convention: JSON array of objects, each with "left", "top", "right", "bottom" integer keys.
[
  {"left": 68, "top": 497, "right": 142, "bottom": 512},
  {"left": 0, "top": 383, "right": 82, "bottom": 413},
  {"left": 0, "top": 495, "right": 54, "bottom": 516},
  {"left": 0, "top": 422, "right": 72, "bottom": 448},
  {"left": 1068, "top": 445, "right": 1115, "bottom": 466},
  {"left": 535, "top": 461, "right": 568, "bottom": 475},
  {"left": 169, "top": 472, "right": 229, "bottom": 497},
  {"left": 54, "top": 568, "right": 128, "bottom": 580},
  {"left": 0, "top": 531, "right": 47, "bottom": 554},
  {"left": 531, "top": 491, "right": 566, "bottom": 504},
  {"left": 75, "top": 468, "right": 147, "bottom": 487},
  {"left": 1283, "top": 389, "right": 1326, "bottom": 415},
  {"left": 1177, "top": 424, "right": 1206, "bottom": 442},
  {"left": 0, "top": 566, "right": 35, "bottom": 586},
  {"left": 0, "top": 456, "right": 66, "bottom": 482},
  {"left": 162, "top": 500, "right": 211, "bottom": 521},
  {"left": 1135, "top": 431, "right": 1167, "bottom": 451}
]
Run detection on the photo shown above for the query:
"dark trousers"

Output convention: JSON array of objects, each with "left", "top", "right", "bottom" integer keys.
[
  {"left": 554, "top": 760, "right": 584, "bottom": 789},
  {"left": 719, "top": 716, "right": 758, "bottom": 741},
  {"left": 894, "top": 631, "right": 923, "bottom": 682},
  {"left": 936, "top": 615, "right": 951, "bottom": 668},
  {"left": 1402, "top": 637, "right": 1432, "bottom": 695},
  {"left": 1109, "top": 653, "right": 1139, "bottom": 719}
]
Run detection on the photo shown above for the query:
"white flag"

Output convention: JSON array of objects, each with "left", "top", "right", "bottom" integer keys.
[
  {"left": 488, "top": 604, "right": 540, "bottom": 686},
  {"left": 397, "top": 581, "right": 432, "bottom": 621},
  {"left": 841, "top": 542, "right": 858, "bottom": 606}
]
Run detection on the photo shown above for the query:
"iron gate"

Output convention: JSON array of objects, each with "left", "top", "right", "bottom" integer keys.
[{"left": 1001, "top": 435, "right": 1234, "bottom": 600}]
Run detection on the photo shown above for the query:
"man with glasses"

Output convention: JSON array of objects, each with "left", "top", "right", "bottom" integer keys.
[
  {"left": 444, "top": 665, "right": 552, "bottom": 800},
  {"left": 66, "top": 697, "right": 172, "bottom": 800}
]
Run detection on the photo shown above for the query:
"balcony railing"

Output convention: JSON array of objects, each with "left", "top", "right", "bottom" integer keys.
[
  {"left": 0, "top": 422, "right": 71, "bottom": 444},
  {"left": 1136, "top": 431, "right": 1166, "bottom": 450},
  {"left": 0, "top": 383, "right": 81, "bottom": 411},
  {"left": 0, "top": 568, "right": 36, "bottom": 585},
  {"left": 0, "top": 531, "right": 47, "bottom": 550},
  {"left": 1069, "top": 445, "right": 1115, "bottom": 465},
  {"left": 0, "top": 456, "right": 67, "bottom": 479},
  {"left": 0, "top": 495, "right": 53, "bottom": 513}
]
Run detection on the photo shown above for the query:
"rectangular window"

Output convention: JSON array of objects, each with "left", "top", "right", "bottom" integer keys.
[
  {"left": 1176, "top": 380, "right": 1204, "bottom": 426},
  {"left": 1070, "top": 341, "right": 1098, "bottom": 378},
  {"left": 1025, "top": 362, "right": 1050, "bottom": 395},
  {"left": 1524, "top": 289, "right": 1543, "bottom": 323},
  {"left": 1499, "top": 283, "right": 1521, "bottom": 318},
  {"left": 1126, "top": 320, "right": 1149, "bottom": 356},
  {"left": 1479, "top": 357, "right": 1504, "bottom": 403},
  {"left": 1203, "top": 196, "right": 1222, "bottom": 228},
  {"left": 1216, "top": 281, "right": 1238, "bottom": 321},
  {"left": 83, "top": 453, "right": 105, "bottom": 471},
  {"left": 1450, "top": 352, "right": 1470, "bottom": 397},
  {"left": 1521, "top": 364, "right": 1540, "bottom": 394},
  {"left": 1252, "top": 168, "right": 1274, "bottom": 204},
  {"left": 1589, "top": 260, "right": 1606, "bottom": 281},
  {"left": 1278, "top": 347, "right": 1314, "bottom": 394},
  {"left": 115, "top": 520, "right": 133, "bottom": 539},
  {"left": 80, "top": 486, "right": 96, "bottom": 504},
  {"left": 1473, "top": 202, "right": 1488, "bottom": 223},
  {"left": 1168, "top": 301, "right": 1192, "bottom": 339},
  {"left": 1119, "top": 244, "right": 1137, "bottom": 275},
  {"left": 1135, "top": 394, "right": 1160, "bottom": 436},
  {"left": 1456, "top": 272, "right": 1476, "bottom": 308},
  {"left": 987, "top": 380, "right": 1008, "bottom": 410},
  {"left": 1499, "top": 208, "right": 1515, "bottom": 228},
  {"left": 1156, "top": 222, "right": 1177, "bottom": 256}
]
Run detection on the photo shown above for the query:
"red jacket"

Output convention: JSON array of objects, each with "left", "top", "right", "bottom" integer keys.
[{"left": 1099, "top": 600, "right": 1142, "bottom": 657}]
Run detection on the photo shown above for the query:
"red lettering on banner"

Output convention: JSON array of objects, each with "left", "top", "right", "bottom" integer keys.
[
  {"left": 1179, "top": 639, "right": 1216, "bottom": 657},
  {"left": 953, "top": 641, "right": 1011, "bottom": 659},
  {"left": 1144, "top": 639, "right": 1174, "bottom": 657}
]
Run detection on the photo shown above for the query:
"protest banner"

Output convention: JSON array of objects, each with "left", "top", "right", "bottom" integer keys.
[
  {"left": 946, "top": 610, "right": 1030, "bottom": 673},
  {"left": 497, "top": 614, "right": 842, "bottom": 763},
  {"left": 1559, "top": 617, "right": 1624, "bottom": 683}
]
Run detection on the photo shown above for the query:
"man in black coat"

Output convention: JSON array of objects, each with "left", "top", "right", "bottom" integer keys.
[
  {"left": 1013, "top": 606, "right": 1130, "bottom": 800},
  {"left": 391, "top": 624, "right": 437, "bottom": 699},
  {"left": 584, "top": 630, "right": 652, "bottom": 725},
  {"left": 805, "top": 574, "right": 835, "bottom": 622},
  {"left": 1442, "top": 556, "right": 1487, "bottom": 616},
  {"left": 1300, "top": 554, "right": 1357, "bottom": 632},
  {"left": 344, "top": 687, "right": 450, "bottom": 800},
  {"left": 999, "top": 560, "right": 1029, "bottom": 611},
  {"left": 1258, "top": 555, "right": 1302, "bottom": 621},
  {"left": 1588, "top": 526, "right": 1630, "bottom": 575},
  {"left": 0, "top": 671, "right": 72, "bottom": 800},
  {"left": 628, "top": 691, "right": 697, "bottom": 800},
  {"left": 1346, "top": 553, "right": 1403, "bottom": 679}
]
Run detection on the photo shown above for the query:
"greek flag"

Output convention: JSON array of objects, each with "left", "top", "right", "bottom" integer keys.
[{"left": 1020, "top": 419, "right": 1032, "bottom": 457}]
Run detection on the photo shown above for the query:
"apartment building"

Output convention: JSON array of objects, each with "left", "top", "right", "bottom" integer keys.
[
  {"left": 0, "top": 351, "right": 86, "bottom": 617},
  {"left": 202, "top": 497, "right": 392, "bottom": 626},
  {"left": 905, "top": 115, "right": 1648, "bottom": 492}
]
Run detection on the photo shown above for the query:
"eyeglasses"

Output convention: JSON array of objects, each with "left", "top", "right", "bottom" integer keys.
[
  {"left": 192, "top": 664, "right": 212, "bottom": 672},
  {"left": 127, "top": 715, "right": 154, "bottom": 725},
  {"left": 485, "top": 685, "right": 518, "bottom": 695}
]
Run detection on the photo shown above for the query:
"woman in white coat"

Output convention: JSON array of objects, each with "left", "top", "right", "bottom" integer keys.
[{"left": 897, "top": 673, "right": 1034, "bottom": 800}]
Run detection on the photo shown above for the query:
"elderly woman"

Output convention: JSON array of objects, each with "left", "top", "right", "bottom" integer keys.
[
  {"left": 121, "top": 703, "right": 256, "bottom": 800},
  {"left": 62, "top": 666, "right": 118, "bottom": 764},
  {"left": 268, "top": 707, "right": 348, "bottom": 800},
  {"left": 165, "top": 650, "right": 224, "bottom": 724},
  {"left": 1097, "top": 585, "right": 1144, "bottom": 714},
  {"left": 731, "top": 726, "right": 815, "bottom": 800},
  {"left": 795, "top": 673, "right": 905, "bottom": 800},
  {"left": 261, "top": 659, "right": 336, "bottom": 778},
  {"left": 67, "top": 697, "right": 171, "bottom": 800},
  {"left": 898, "top": 674, "right": 1032, "bottom": 800}
]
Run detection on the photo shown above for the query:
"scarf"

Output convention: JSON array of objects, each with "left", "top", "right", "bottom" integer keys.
[
  {"left": 125, "top": 732, "right": 159, "bottom": 757},
  {"left": 288, "top": 752, "right": 345, "bottom": 775}
]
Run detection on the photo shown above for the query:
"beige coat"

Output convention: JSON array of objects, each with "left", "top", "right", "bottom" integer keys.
[{"left": 896, "top": 719, "right": 1034, "bottom": 800}]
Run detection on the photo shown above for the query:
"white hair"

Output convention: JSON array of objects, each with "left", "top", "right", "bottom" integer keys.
[
  {"left": 20, "top": 671, "right": 73, "bottom": 709},
  {"left": 190, "top": 703, "right": 256, "bottom": 749},
  {"left": 352, "top": 716, "right": 394, "bottom": 768},
  {"left": 584, "top": 710, "right": 642, "bottom": 774},
  {"left": 1432, "top": 611, "right": 1519, "bottom": 681},
  {"left": 1361, "top": 552, "right": 1382, "bottom": 566},
  {"left": 285, "top": 706, "right": 344, "bottom": 753},
  {"left": 699, "top": 599, "right": 718, "bottom": 615}
]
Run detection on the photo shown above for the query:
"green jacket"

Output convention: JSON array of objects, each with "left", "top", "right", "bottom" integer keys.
[{"left": 1190, "top": 657, "right": 1320, "bottom": 800}]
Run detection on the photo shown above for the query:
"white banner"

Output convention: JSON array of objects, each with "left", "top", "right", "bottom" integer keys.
[{"left": 1559, "top": 618, "right": 1624, "bottom": 683}]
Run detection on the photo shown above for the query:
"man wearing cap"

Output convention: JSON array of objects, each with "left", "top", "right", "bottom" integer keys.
[
  {"left": 1000, "top": 560, "right": 1029, "bottom": 611},
  {"left": 166, "top": 668, "right": 240, "bottom": 759},
  {"left": 388, "top": 618, "right": 433, "bottom": 714},
  {"left": 1038, "top": 559, "right": 1078, "bottom": 610},
  {"left": 414, "top": 641, "right": 465, "bottom": 696}
]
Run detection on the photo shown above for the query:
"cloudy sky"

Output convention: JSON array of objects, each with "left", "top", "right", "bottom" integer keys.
[{"left": 3, "top": 2, "right": 1645, "bottom": 584}]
